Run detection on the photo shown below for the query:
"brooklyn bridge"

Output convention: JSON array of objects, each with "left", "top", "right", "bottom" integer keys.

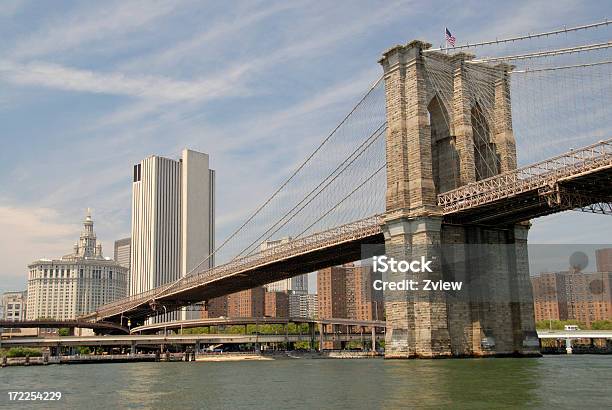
[{"left": 79, "top": 22, "right": 612, "bottom": 358}]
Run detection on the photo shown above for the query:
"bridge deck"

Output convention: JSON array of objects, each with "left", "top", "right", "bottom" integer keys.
[
  {"left": 84, "top": 139, "right": 611, "bottom": 324},
  {"left": 82, "top": 216, "right": 384, "bottom": 322},
  {"left": 438, "top": 138, "right": 612, "bottom": 224}
]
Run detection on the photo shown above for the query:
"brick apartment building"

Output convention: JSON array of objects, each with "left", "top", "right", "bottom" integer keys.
[
  {"left": 531, "top": 248, "right": 612, "bottom": 327},
  {"left": 318, "top": 263, "right": 384, "bottom": 348},
  {"left": 264, "top": 291, "right": 289, "bottom": 318},
  {"left": 201, "top": 295, "right": 228, "bottom": 318},
  {"left": 226, "top": 287, "right": 265, "bottom": 318}
]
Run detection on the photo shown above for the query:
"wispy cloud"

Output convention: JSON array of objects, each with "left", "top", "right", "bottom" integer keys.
[
  {"left": 0, "top": 60, "right": 248, "bottom": 101},
  {"left": 122, "top": 1, "right": 301, "bottom": 72},
  {"left": 9, "top": 0, "right": 180, "bottom": 60},
  {"left": 0, "top": 206, "right": 78, "bottom": 281}
]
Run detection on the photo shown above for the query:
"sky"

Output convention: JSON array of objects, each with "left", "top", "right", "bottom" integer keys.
[{"left": 0, "top": 0, "right": 611, "bottom": 295}]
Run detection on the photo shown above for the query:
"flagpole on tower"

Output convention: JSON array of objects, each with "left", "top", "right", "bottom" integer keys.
[
  {"left": 444, "top": 27, "right": 448, "bottom": 54},
  {"left": 444, "top": 27, "right": 456, "bottom": 54}
]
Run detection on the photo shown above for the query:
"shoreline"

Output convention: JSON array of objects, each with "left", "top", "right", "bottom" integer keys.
[{"left": 3, "top": 349, "right": 612, "bottom": 367}]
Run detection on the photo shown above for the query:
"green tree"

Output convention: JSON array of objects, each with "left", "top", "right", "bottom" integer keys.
[
  {"left": 293, "top": 341, "right": 311, "bottom": 350},
  {"left": 591, "top": 320, "right": 612, "bottom": 330},
  {"left": 181, "top": 327, "right": 210, "bottom": 335},
  {"left": 76, "top": 346, "right": 91, "bottom": 355},
  {"left": 5, "top": 347, "right": 42, "bottom": 357}
]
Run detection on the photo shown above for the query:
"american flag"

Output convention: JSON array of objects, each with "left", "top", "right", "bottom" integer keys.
[{"left": 445, "top": 27, "right": 456, "bottom": 47}]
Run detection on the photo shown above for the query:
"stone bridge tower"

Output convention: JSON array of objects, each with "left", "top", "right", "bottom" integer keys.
[{"left": 379, "top": 40, "right": 539, "bottom": 358}]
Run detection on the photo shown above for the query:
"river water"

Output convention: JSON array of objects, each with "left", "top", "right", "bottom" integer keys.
[{"left": 1, "top": 355, "right": 611, "bottom": 409}]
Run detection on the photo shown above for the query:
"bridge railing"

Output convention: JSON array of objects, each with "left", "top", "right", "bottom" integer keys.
[
  {"left": 87, "top": 215, "right": 383, "bottom": 320},
  {"left": 84, "top": 282, "right": 176, "bottom": 315},
  {"left": 437, "top": 138, "right": 612, "bottom": 213},
  {"left": 160, "top": 214, "right": 383, "bottom": 296}
]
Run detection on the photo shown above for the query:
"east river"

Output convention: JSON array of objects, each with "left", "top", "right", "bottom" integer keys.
[{"left": 1, "top": 355, "right": 611, "bottom": 409}]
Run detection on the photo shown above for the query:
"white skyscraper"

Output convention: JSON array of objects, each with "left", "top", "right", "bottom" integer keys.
[{"left": 130, "top": 149, "right": 215, "bottom": 321}]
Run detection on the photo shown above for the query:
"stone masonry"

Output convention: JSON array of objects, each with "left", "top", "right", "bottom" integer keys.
[{"left": 379, "top": 40, "right": 540, "bottom": 358}]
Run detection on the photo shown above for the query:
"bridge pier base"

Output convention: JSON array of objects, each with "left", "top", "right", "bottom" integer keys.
[
  {"left": 382, "top": 217, "right": 452, "bottom": 358},
  {"left": 382, "top": 220, "right": 540, "bottom": 358}
]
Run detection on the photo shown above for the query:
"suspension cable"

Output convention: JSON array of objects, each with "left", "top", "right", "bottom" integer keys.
[
  {"left": 426, "top": 19, "right": 611, "bottom": 52},
  {"left": 511, "top": 60, "right": 612, "bottom": 73},
  {"left": 470, "top": 42, "right": 612, "bottom": 63},
  {"left": 174, "top": 75, "right": 384, "bottom": 283}
]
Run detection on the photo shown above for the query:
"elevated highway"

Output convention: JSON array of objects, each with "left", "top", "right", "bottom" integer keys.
[
  {"left": 0, "top": 333, "right": 384, "bottom": 348},
  {"left": 1, "top": 330, "right": 609, "bottom": 349},
  {"left": 130, "top": 317, "right": 386, "bottom": 334},
  {"left": 0, "top": 319, "right": 128, "bottom": 334},
  {"left": 536, "top": 330, "right": 612, "bottom": 339}
]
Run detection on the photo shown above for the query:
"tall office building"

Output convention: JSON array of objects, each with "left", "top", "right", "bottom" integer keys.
[
  {"left": 130, "top": 149, "right": 215, "bottom": 321},
  {"left": 531, "top": 271, "right": 569, "bottom": 322},
  {"left": 114, "top": 238, "right": 131, "bottom": 269},
  {"left": 260, "top": 238, "right": 308, "bottom": 294},
  {"left": 596, "top": 248, "right": 612, "bottom": 272},
  {"left": 26, "top": 211, "right": 128, "bottom": 320},
  {"left": 289, "top": 292, "right": 318, "bottom": 318},
  {"left": 1, "top": 291, "right": 27, "bottom": 321}
]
